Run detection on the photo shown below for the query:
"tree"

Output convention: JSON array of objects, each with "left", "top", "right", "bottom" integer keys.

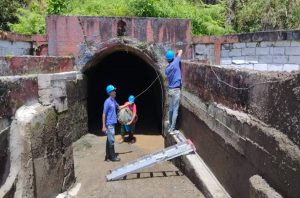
[{"left": 0, "top": 0, "right": 25, "bottom": 31}]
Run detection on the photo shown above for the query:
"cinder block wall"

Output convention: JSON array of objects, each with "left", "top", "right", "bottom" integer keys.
[
  {"left": 193, "top": 30, "right": 300, "bottom": 72},
  {"left": 0, "top": 31, "right": 47, "bottom": 56}
]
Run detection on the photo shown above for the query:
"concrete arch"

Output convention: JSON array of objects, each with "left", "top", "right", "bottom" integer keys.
[{"left": 77, "top": 38, "right": 168, "bottom": 134}]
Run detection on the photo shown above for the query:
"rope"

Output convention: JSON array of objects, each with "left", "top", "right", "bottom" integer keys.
[
  {"left": 135, "top": 75, "right": 160, "bottom": 99},
  {"left": 210, "top": 65, "right": 294, "bottom": 90}
]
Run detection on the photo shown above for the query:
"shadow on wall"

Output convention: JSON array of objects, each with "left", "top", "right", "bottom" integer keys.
[{"left": 84, "top": 51, "right": 164, "bottom": 135}]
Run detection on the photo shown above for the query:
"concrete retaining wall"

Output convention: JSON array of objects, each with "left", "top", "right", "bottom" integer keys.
[
  {"left": 178, "top": 61, "right": 300, "bottom": 197},
  {"left": 193, "top": 30, "right": 300, "bottom": 72},
  {"left": 181, "top": 61, "right": 300, "bottom": 147},
  {"left": 0, "top": 71, "right": 88, "bottom": 197},
  {"left": 0, "top": 56, "right": 74, "bottom": 76}
]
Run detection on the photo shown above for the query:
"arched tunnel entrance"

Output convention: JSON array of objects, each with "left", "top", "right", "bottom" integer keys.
[{"left": 84, "top": 50, "right": 164, "bottom": 135}]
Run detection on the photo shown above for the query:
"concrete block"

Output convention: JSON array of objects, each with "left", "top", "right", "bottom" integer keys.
[
  {"left": 260, "top": 41, "right": 275, "bottom": 47},
  {"left": 229, "top": 49, "right": 241, "bottom": 57},
  {"left": 258, "top": 56, "right": 273, "bottom": 64},
  {"left": 270, "top": 47, "right": 285, "bottom": 55},
  {"left": 242, "top": 48, "right": 255, "bottom": 56},
  {"left": 232, "top": 58, "right": 246, "bottom": 65},
  {"left": 273, "top": 56, "right": 288, "bottom": 64},
  {"left": 221, "top": 58, "right": 232, "bottom": 65},
  {"left": 38, "top": 89, "right": 53, "bottom": 105},
  {"left": 285, "top": 47, "right": 300, "bottom": 55},
  {"left": 245, "top": 56, "right": 259, "bottom": 62},
  {"left": 195, "top": 44, "right": 214, "bottom": 56},
  {"left": 233, "top": 42, "right": 246, "bottom": 48},
  {"left": 221, "top": 49, "right": 229, "bottom": 57},
  {"left": 291, "top": 41, "right": 300, "bottom": 46},
  {"left": 267, "top": 64, "right": 283, "bottom": 72},
  {"left": 13, "top": 41, "right": 31, "bottom": 49},
  {"left": 54, "top": 97, "right": 68, "bottom": 113},
  {"left": 249, "top": 175, "right": 283, "bottom": 198},
  {"left": 0, "top": 40, "right": 11, "bottom": 48},
  {"left": 289, "top": 56, "right": 300, "bottom": 64},
  {"left": 254, "top": 64, "right": 268, "bottom": 71},
  {"left": 283, "top": 64, "right": 300, "bottom": 72},
  {"left": 274, "top": 40, "right": 291, "bottom": 47},
  {"left": 246, "top": 42, "right": 258, "bottom": 48},
  {"left": 221, "top": 43, "right": 231, "bottom": 50},
  {"left": 38, "top": 74, "right": 52, "bottom": 89},
  {"left": 256, "top": 47, "right": 270, "bottom": 55}
]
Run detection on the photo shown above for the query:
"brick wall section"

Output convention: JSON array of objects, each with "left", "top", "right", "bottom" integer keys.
[
  {"left": 0, "top": 56, "right": 74, "bottom": 76},
  {"left": 46, "top": 16, "right": 192, "bottom": 59},
  {"left": 193, "top": 30, "right": 300, "bottom": 72},
  {"left": 0, "top": 31, "right": 47, "bottom": 56},
  {"left": 181, "top": 61, "right": 300, "bottom": 146}
]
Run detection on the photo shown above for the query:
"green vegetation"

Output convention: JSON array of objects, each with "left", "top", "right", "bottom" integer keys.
[
  {"left": 234, "top": 0, "right": 300, "bottom": 32},
  {"left": 2, "top": 0, "right": 300, "bottom": 36}
]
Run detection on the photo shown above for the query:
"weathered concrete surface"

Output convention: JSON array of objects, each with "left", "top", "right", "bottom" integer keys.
[
  {"left": 165, "top": 132, "right": 230, "bottom": 198},
  {"left": 0, "top": 70, "right": 88, "bottom": 197},
  {"left": 0, "top": 127, "right": 9, "bottom": 186},
  {"left": 46, "top": 16, "right": 192, "bottom": 60},
  {"left": 0, "top": 56, "right": 74, "bottom": 76},
  {"left": 178, "top": 90, "right": 300, "bottom": 198},
  {"left": 0, "top": 30, "right": 48, "bottom": 56},
  {"left": 249, "top": 175, "right": 282, "bottom": 198},
  {"left": 0, "top": 75, "right": 38, "bottom": 122},
  {"left": 181, "top": 61, "right": 300, "bottom": 147},
  {"left": 65, "top": 133, "right": 204, "bottom": 198},
  {"left": 0, "top": 102, "right": 84, "bottom": 197}
]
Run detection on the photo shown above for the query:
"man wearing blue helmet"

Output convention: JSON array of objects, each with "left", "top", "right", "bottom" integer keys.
[
  {"left": 102, "top": 84, "right": 129, "bottom": 162},
  {"left": 119, "top": 95, "right": 138, "bottom": 143},
  {"left": 165, "top": 49, "right": 183, "bottom": 134}
]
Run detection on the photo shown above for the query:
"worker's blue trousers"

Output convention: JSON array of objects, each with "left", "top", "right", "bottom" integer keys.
[
  {"left": 168, "top": 88, "right": 181, "bottom": 131},
  {"left": 106, "top": 125, "right": 115, "bottom": 148}
]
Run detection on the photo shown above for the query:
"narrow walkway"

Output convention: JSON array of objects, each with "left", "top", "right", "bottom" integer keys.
[{"left": 70, "top": 133, "right": 204, "bottom": 198}]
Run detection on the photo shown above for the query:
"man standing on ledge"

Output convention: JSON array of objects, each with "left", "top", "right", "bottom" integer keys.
[{"left": 165, "top": 49, "right": 183, "bottom": 134}]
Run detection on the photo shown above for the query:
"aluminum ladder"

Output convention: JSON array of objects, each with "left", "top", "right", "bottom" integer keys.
[{"left": 106, "top": 139, "right": 195, "bottom": 181}]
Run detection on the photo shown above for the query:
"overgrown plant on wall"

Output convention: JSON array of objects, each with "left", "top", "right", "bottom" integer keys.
[
  {"left": 5, "top": 0, "right": 300, "bottom": 36},
  {"left": 8, "top": 0, "right": 233, "bottom": 36},
  {"left": 233, "top": 0, "right": 300, "bottom": 32}
]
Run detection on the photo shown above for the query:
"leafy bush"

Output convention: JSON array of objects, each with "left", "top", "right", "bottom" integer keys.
[
  {"left": 9, "top": 0, "right": 46, "bottom": 35},
  {"left": 8, "top": 0, "right": 232, "bottom": 35},
  {"left": 234, "top": 0, "right": 300, "bottom": 32},
  {"left": 0, "top": 0, "right": 25, "bottom": 31}
]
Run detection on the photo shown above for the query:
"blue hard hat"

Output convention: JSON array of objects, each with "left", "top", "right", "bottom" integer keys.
[
  {"left": 106, "top": 84, "right": 116, "bottom": 94},
  {"left": 165, "top": 50, "right": 175, "bottom": 60},
  {"left": 128, "top": 95, "right": 135, "bottom": 103}
]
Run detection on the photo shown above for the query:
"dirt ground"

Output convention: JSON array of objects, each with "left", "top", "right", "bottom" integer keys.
[{"left": 69, "top": 133, "right": 204, "bottom": 198}]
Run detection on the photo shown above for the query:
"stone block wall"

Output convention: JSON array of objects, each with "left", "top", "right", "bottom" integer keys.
[
  {"left": 0, "top": 31, "right": 47, "bottom": 56},
  {"left": 0, "top": 40, "right": 31, "bottom": 56},
  {"left": 193, "top": 30, "right": 300, "bottom": 72}
]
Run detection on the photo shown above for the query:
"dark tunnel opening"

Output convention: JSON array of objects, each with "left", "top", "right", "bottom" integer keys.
[{"left": 85, "top": 51, "right": 164, "bottom": 135}]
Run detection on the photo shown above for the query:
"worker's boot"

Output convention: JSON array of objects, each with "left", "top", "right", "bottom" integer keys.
[
  {"left": 104, "top": 139, "right": 109, "bottom": 161},
  {"left": 109, "top": 145, "right": 120, "bottom": 162}
]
